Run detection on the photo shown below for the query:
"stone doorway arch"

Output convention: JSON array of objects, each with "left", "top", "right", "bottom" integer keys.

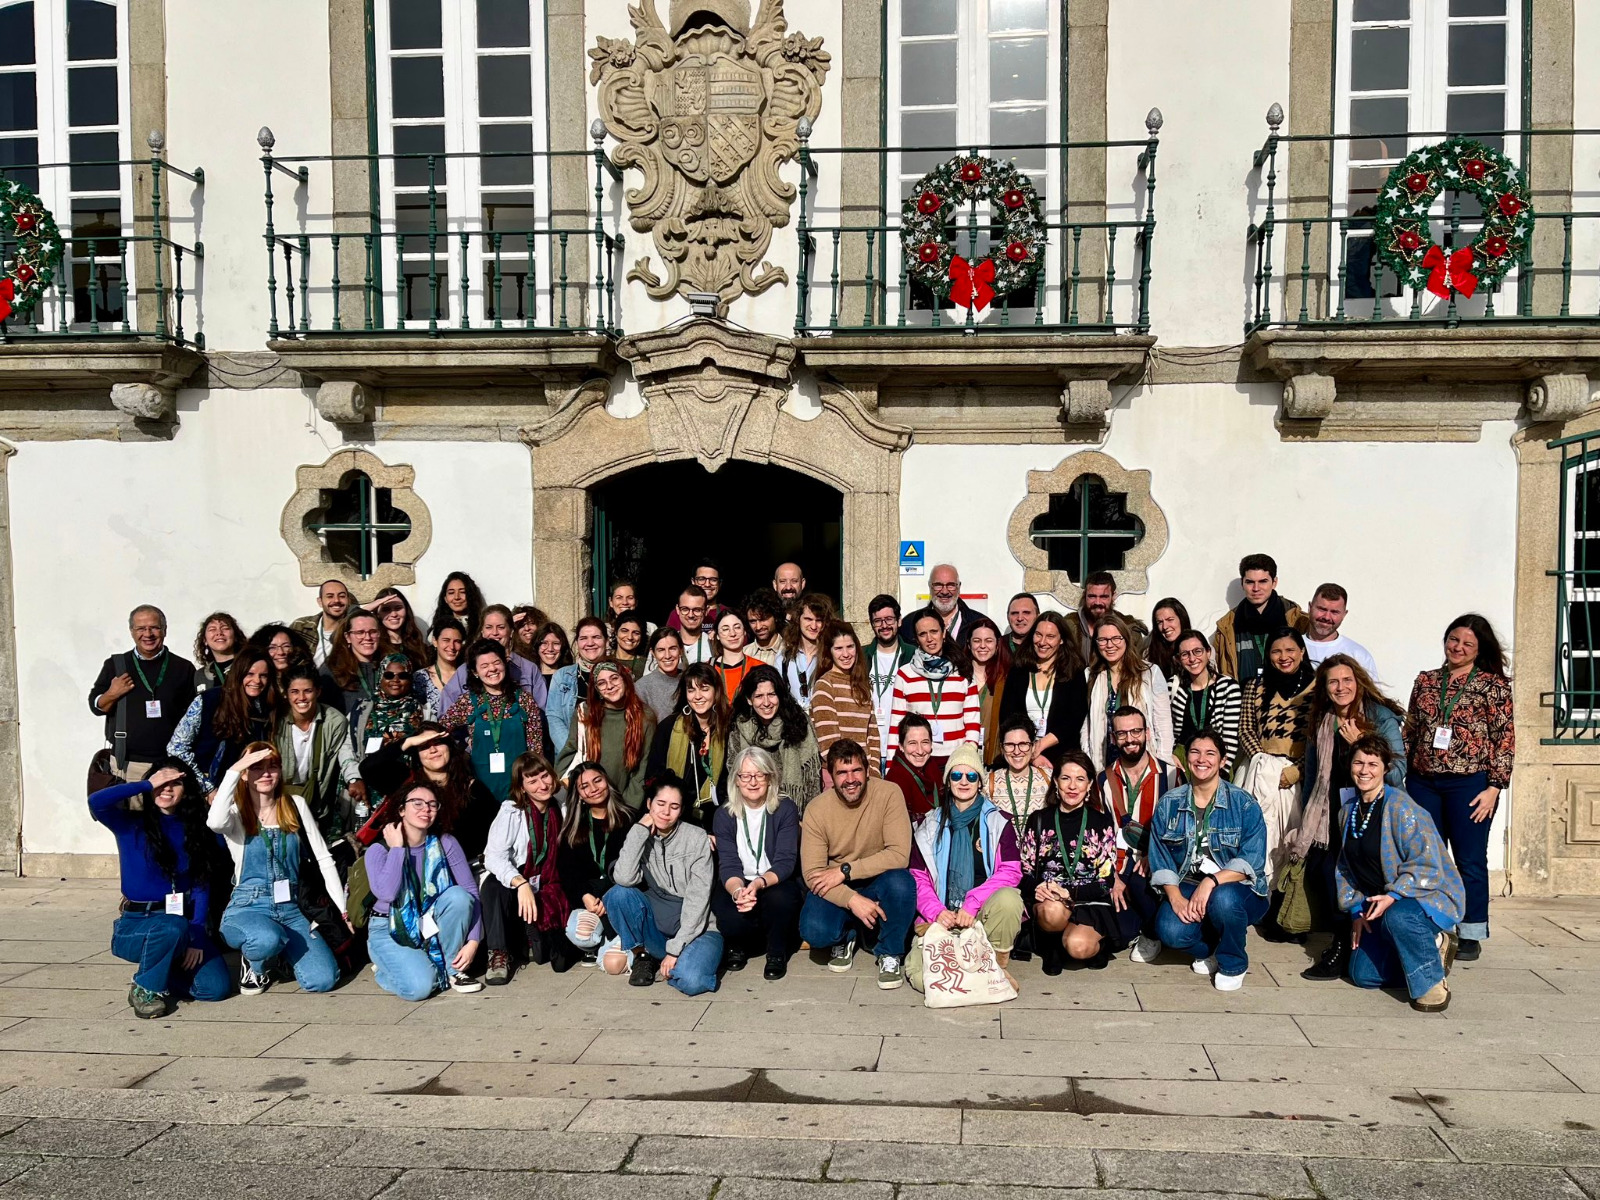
[{"left": 521, "top": 319, "right": 911, "bottom": 627}]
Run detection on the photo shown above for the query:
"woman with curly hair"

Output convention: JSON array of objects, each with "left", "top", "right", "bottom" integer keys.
[
  {"left": 728, "top": 664, "right": 822, "bottom": 810},
  {"left": 646, "top": 662, "right": 730, "bottom": 828},
  {"left": 192, "top": 612, "right": 246, "bottom": 694},
  {"left": 441, "top": 640, "right": 545, "bottom": 805},
  {"left": 430, "top": 572, "right": 486, "bottom": 643},
  {"left": 367, "top": 587, "right": 431, "bottom": 667},
  {"left": 357, "top": 723, "right": 498, "bottom": 861}
]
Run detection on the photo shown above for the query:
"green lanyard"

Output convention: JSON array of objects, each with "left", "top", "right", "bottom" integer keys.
[
  {"left": 1053, "top": 805, "right": 1090, "bottom": 878},
  {"left": 1001, "top": 770, "right": 1036, "bottom": 825},
  {"left": 356, "top": 662, "right": 377, "bottom": 700},
  {"left": 927, "top": 677, "right": 947, "bottom": 716},
  {"left": 1189, "top": 682, "right": 1211, "bottom": 731},
  {"left": 901, "top": 758, "right": 936, "bottom": 805},
  {"left": 739, "top": 806, "right": 766, "bottom": 867},
  {"left": 524, "top": 807, "right": 549, "bottom": 870},
  {"left": 476, "top": 695, "right": 509, "bottom": 752},
  {"left": 132, "top": 650, "right": 170, "bottom": 694},
  {"left": 871, "top": 649, "right": 897, "bottom": 700},
  {"left": 1118, "top": 761, "right": 1150, "bottom": 816},
  {"left": 1029, "top": 672, "right": 1053, "bottom": 724},
  {"left": 1438, "top": 666, "right": 1477, "bottom": 727},
  {"left": 1190, "top": 796, "right": 1216, "bottom": 852},
  {"left": 586, "top": 814, "right": 609, "bottom": 873}
]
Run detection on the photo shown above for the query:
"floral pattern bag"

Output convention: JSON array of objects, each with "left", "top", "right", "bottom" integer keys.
[{"left": 919, "top": 921, "right": 1018, "bottom": 1009}]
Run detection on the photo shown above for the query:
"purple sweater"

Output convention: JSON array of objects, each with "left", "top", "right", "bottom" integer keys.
[{"left": 364, "top": 835, "right": 482, "bottom": 942}]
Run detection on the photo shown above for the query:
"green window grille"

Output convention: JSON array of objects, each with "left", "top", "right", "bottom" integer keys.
[
  {"left": 1550, "top": 429, "right": 1600, "bottom": 741},
  {"left": 304, "top": 470, "right": 411, "bottom": 580},
  {"left": 1028, "top": 474, "right": 1145, "bottom": 584}
]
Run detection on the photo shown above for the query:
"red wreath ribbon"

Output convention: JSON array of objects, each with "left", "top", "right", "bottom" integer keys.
[
  {"left": 948, "top": 254, "right": 996, "bottom": 311},
  {"left": 0, "top": 278, "right": 13, "bottom": 322},
  {"left": 1422, "top": 244, "right": 1478, "bottom": 299}
]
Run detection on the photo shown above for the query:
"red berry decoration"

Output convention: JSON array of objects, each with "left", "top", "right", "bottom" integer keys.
[
  {"left": 1404, "top": 172, "right": 1432, "bottom": 194},
  {"left": 916, "top": 191, "right": 943, "bottom": 215},
  {"left": 1480, "top": 235, "right": 1510, "bottom": 259},
  {"left": 1497, "top": 192, "right": 1524, "bottom": 219},
  {"left": 14, "top": 263, "right": 34, "bottom": 284},
  {"left": 1398, "top": 229, "right": 1422, "bottom": 251},
  {"left": 958, "top": 161, "right": 983, "bottom": 183},
  {"left": 0, "top": 178, "right": 63, "bottom": 322},
  {"left": 917, "top": 241, "right": 942, "bottom": 264},
  {"left": 13, "top": 211, "right": 36, "bottom": 233},
  {"left": 902, "top": 153, "right": 1045, "bottom": 313},
  {"left": 1002, "top": 189, "right": 1027, "bottom": 209},
  {"left": 1461, "top": 157, "right": 1489, "bottom": 180},
  {"left": 1005, "top": 241, "right": 1030, "bottom": 262}
]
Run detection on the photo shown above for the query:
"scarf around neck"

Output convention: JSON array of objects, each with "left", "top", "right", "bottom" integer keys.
[
  {"left": 940, "top": 798, "right": 984, "bottom": 908},
  {"left": 390, "top": 835, "right": 451, "bottom": 990},
  {"left": 1263, "top": 656, "right": 1315, "bottom": 705},
  {"left": 1234, "top": 591, "right": 1289, "bottom": 636},
  {"left": 912, "top": 648, "right": 955, "bottom": 680}
]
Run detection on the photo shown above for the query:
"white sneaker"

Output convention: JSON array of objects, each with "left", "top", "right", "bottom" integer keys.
[
  {"left": 1213, "top": 970, "right": 1245, "bottom": 992},
  {"left": 449, "top": 973, "right": 484, "bottom": 994},
  {"left": 238, "top": 962, "right": 267, "bottom": 996},
  {"left": 1130, "top": 935, "right": 1162, "bottom": 964},
  {"left": 1192, "top": 956, "right": 1218, "bottom": 976}
]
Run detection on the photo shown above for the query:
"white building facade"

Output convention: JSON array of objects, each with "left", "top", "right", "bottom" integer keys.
[{"left": 0, "top": 0, "right": 1593, "bottom": 894}]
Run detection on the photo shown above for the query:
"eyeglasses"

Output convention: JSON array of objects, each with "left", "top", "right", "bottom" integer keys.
[
  {"left": 1178, "top": 648, "right": 1208, "bottom": 660},
  {"left": 1113, "top": 729, "right": 1145, "bottom": 741},
  {"left": 1002, "top": 741, "right": 1033, "bottom": 753},
  {"left": 1095, "top": 635, "right": 1126, "bottom": 646},
  {"left": 735, "top": 772, "right": 769, "bottom": 784},
  {"left": 931, "top": 582, "right": 959, "bottom": 591},
  {"left": 381, "top": 670, "right": 410, "bottom": 681},
  {"left": 948, "top": 770, "right": 982, "bottom": 783},
  {"left": 693, "top": 575, "right": 718, "bottom": 585},
  {"left": 350, "top": 630, "right": 380, "bottom": 640},
  {"left": 678, "top": 604, "right": 705, "bottom": 616},
  {"left": 405, "top": 798, "right": 441, "bottom": 810}
]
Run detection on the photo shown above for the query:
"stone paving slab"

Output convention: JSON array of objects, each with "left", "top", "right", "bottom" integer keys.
[
  {"left": 1303, "top": 1157, "right": 1589, "bottom": 1200},
  {"left": 0, "top": 964, "right": 144, "bottom": 990},
  {"left": 0, "top": 1085, "right": 283, "bottom": 1125},
  {"left": 826, "top": 1139, "right": 1096, "bottom": 1186},
  {"left": 0, "top": 991, "right": 132, "bottom": 1020},
  {"left": 1070, "top": 1079, "right": 1445, "bottom": 1124},
  {"left": 716, "top": 1180, "right": 891, "bottom": 1200},
  {"left": 260, "top": 1021, "right": 597, "bottom": 1064},
  {"left": 1440, "top": 1126, "right": 1600, "bottom": 1166},
  {"left": 876, "top": 1035, "right": 1217, "bottom": 1080},
  {"left": 334, "top": 1126, "right": 635, "bottom": 1171},
  {"left": 628, "top": 1134, "right": 831, "bottom": 1179},
  {"left": 397, "top": 992, "right": 707, "bottom": 1029},
  {"left": 1096, "top": 1148, "right": 1318, "bottom": 1197},
  {"left": 428, "top": 1060, "right": 756, "bottom": 1100},
  {"left": 694, "top": 1000, "right": 1001, "bottom": 1038},
  {"left": 1130, "top": 981, "right": 1412, "bottom": 1015},
  {"left": 379, "top": 1171, "right": 715, "bottom": 1200},
  {"left": 1000, "top": 1008, "right": 1312, "bottom": 1046},
  {"left": 750, "top": 1068, "right": 1075, "bottom": 1109},
  {"left": 251, "top": 1092, "right": 588, "bottom": 1129},
  {"left": 567, "top": 1098, "right": 965, "bottom": 1143},
  {"left": 164, "top": 993, "right": 418, "bottom": 1025},
  {"left": 577, "top": 1030, "right": 885, "bottom": 1071},
  {"left": 0, "top": 1018, "right": 299, "bottom": 1058},
  {"left": 0, "top": 1158, "right": 399, "bottom": 1199},
  {"left": 897, "top": 1188, "right": 1280, "bottom": 1200},
  {"left": 1544, "top": 1055, "right": 1600, "bottom": 1093},
  {"left": 0, "top": 943, "right": 107, "bottom": 965},
  {"left": 134, "top": 1055, "right": 448, "bottom": 1094},
  {"left": 0, "top": 1050, "right": 171, "bottom": 1089},
  {"left": 0, "top": 1117, "right": 167, "bottom": 1158},
  {"left": 1210, "top": 1044, "right": 1579, "bottom": 1091},
  {"left": 129, "top": 1121, "right": 363, "bottom": 1164},
  {"left": 1422, "top": 1088, "right": 1600, "bottom": 1129},
  {"left": 1296, "top": 1014, "right": 1589, "bottom": 1052}
]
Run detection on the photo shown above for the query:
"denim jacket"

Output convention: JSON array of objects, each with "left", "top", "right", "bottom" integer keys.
[
  {"left": 1147, "top": 780, "right": 1269, "bottom": 898},
  {"left": 545, "top": 663, "right": 587, "bottom": 756}
]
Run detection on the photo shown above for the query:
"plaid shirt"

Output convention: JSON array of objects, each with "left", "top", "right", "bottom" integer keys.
[{"left": 1403, "top": 668, "right": 1515, "bottom": 789}]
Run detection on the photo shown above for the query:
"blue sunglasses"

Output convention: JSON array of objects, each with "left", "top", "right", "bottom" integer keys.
[{"left": 948, "top": 770, "right": 982, "bottom": 783}]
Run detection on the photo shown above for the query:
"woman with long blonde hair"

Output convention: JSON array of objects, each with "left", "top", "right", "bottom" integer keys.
[
  {"left": 208, "top": 742, "right": 348, "bottom": 996},
  {"left": 1083, "top": 614, "right": 1174, "bottom": 773}
]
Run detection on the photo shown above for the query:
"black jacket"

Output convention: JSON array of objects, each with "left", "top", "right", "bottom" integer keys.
[
  {"left": 899, "top": 599, "right": 981, "bottom": 647},
  {"left": 998, "top": 663, "right": 1089, "bottom": 768},
  {"left": 557, "top": 812, "right": 633, "bottom": 908},
  {"left": 88, "top": 648, "right": 198, "bottom": 764}
]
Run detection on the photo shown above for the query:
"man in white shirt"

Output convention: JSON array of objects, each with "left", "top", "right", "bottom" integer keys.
[
  {"left": 290, "top": 579, "right": 351, "bottom": 667},
  {"left": 1303, "top": 583, "right": 1378, "bottom": 679},
  {"left": 673, "top": 586, "right": 715, "bottom": 664}
]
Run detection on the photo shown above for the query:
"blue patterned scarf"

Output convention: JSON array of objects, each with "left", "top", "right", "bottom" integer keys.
[{"left": 389, "top": 835, "right": 451, "bottom": 989}]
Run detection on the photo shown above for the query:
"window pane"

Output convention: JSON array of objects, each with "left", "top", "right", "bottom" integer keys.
[
  {"left": 480, "top": 122, "right": 533, "bottom": 185},
  {"left": 68, "top": 65, "right": 117, "bottom": 126},
  {"left": 391, "top": 57, "right": 445, "bottom": 118},
  {"left": 990, "top": 107, "right": 1045, "bottom": 169},
  {"left": 390, "top": 0, "right": 442, "bottom": 49},
  {"left": 1448, "top": 22, "right": 1506, "bottom": 86},
  {"left": 1349, "top": 96, "right": 1408, "bottom": 160},
  {"left": 901, "top": 0, "right": 956, "bottom": 37},
  {"left": 990, "top": 0, "right": 1047, "bottom": 32},
  {"left": 1446, "top": 91, "right": 1505, "bottom": 140},
  {"left": 1450, "top": 0, "right": 1505, "bottom": 15},
  {"left": 72, "top": 257, "right": 123, "bottom": 322},
  {"left": 481, "top": 189, "right": 535, "bottom": 230},
  {"left": 0, "top": 4, "right": 35, "bottom": 66},
  {"left": 478, "top": 55, "right": 532, "bottom": 118},
  {"left": 69, "top": 198, "right": 118, "bottom": 240},
  {"left": 66, "top": 0, "right": 116, "bottom": 59},
  {"left": 990, "top": 36, "right": 1046, "bottom": 104},
  {"left": 477, "top": 0, "right": 529, "bottom": 47},
  {"left": 1353, "top": 0, "right": 1409, "bottom": 18},
  {"left": 393, "top": 123, "right": 446, "bottom": 186},
  {"left": 68, "top": 130, "right": 118, "bottom": 189},
  {"left": 0, "top": 136, "right": 39, "bottom": 190},
  {"left": 0, "top": 72, "right": 36, "bottom": 131},
  {"left": 395, "top": 193, "right": 446, "bottom": 234},
  {"left": 900, "top": 108, "right": 956, "bottom": 149},
  {"left": 901, "top": 41, "right": 957, "bottom": 107},
  {"left": 1350, "top": 28, "right": 1409, "bottom": 91},
  {"left": 1346, "top": 166, "right": 1392, "bottom": 216}
]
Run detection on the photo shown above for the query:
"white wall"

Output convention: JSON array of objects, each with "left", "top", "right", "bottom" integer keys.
[{"left": 9, "top": 389, "right": 532, "bottom": 857}]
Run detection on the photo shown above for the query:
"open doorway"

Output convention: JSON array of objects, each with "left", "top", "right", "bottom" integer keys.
[{"left": 590, "top": 461, "right": 843, "bottom": 621}]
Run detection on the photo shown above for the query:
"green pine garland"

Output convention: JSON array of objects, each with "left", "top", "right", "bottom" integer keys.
[
  {"left": 0, "top": 177, "right": 64, "bottom": 322},
  {"left": 1371, "top": 135, "right": 1533, "bottom": 298},
  {"left": 901, "top": 154, "right": 1047, "bottom": 304}
]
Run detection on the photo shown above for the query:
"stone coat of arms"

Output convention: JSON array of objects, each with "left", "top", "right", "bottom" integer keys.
[{"left": 589, "top": 0, "right": 829, "bottom": 315}]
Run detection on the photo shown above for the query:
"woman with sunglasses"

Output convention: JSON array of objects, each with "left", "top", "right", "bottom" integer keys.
[
  {"left": 905, "top": 741, "right": 1024, "bottom": 992},
  {"left": 365, "top": 782, "right": 484, "bottom": 999},
  {"left": 352, "top": 652, "right": 423, "bottom": 761},
  {"left": 91, "top": 757, "right": 233, "bottom": 1017},
  {"left": 556, "top": 762, "right": 635, "bottom": 968}
]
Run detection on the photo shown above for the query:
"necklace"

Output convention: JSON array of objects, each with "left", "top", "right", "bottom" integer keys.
[{"left": 1349, "top": 793, "right": 1382, "bottom": 837}]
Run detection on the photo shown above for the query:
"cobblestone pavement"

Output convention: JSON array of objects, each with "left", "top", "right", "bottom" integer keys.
[{"left": 0, "top": 879, "right": 1597, "bottom": 1197}]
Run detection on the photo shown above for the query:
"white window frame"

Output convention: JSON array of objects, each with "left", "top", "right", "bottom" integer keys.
[
  {"left": 0, "top": 0, "right": 133, "bottom": 331},
  {"left": 1333, "top": 0, "right": 1523, "bottom": 315},
  {"left": 373, "top": 0, "right": 552, "bottom": 329},
  {"left": 885, "top": 0, "right": 1060, "bottom": 323}
]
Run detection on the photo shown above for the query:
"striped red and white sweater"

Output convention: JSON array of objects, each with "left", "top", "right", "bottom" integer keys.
[{"left": 887, "top": 665, "right": 983, "bottom": 755}]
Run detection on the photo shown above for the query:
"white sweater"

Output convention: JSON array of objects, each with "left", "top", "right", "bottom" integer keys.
[
  {"left": 208, "top": 768, "right": 348, "bottom": 911},
  {"left": 1083, "top": 665, "right": 1176, "bottom": 774}
]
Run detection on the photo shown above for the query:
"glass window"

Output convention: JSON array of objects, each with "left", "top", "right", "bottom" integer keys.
[
  {"left": 65, "top": 0, "right": 113, "bottom": 59},
  {"left": 0, "top": 3, "right": 35, "bottom": 65},
  {"left": 389, "top": 0, "right": 441, "bottom": 50},
  {"left": 306, "top": 472, "right": 413, "bottom": 580},
  {"left": 1028, "top": 477, "right": 1145, "bottom": 583}
]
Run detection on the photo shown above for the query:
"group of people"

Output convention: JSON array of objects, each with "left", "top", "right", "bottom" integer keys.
[{"left": 86, "top": 553, "right": 1510, "bottom": 1016}]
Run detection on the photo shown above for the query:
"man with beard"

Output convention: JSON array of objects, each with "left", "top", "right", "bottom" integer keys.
[
  {"left": 773, "top": 563, "right": 807, "bottom": 612},
  {"left": 1072, "top": 572, "right": 1150, "bottom": 663},
  {"left": 898, "top": 563, "right": 979, "bottom": 644},
  {"left": 291, "top": 579, "right": 351, "bottom": 667},
  {"left": 867, "top": 594, "right": 914, "bottom": 757},
  {"left": 1302, "top": 582, "right": 1377, "bottom": 679},
  {"left": 1213, "top": 554, "right": 1308, "bottom": 683}
]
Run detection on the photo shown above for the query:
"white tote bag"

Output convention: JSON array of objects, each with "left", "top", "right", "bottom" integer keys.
[{"left": 920, "top": 921, "right": 1018, "bottom": 1009}]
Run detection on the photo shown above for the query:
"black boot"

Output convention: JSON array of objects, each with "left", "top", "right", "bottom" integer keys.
[
  {"left": 1301, "top": 934, "right": 1350, "bottom": 981},
  {"left": 1039, "top": 937, "right": 1064, "bottom": 977},
  {"left": 1455, "top": 937, "right": 1482, "bottom": 962},
  {"left": 629, "top": 948, "right": 659, "bottom": 987}
]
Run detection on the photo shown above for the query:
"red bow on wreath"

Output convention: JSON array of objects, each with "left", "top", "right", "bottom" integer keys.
[
  {"left": 0, "top": 278, "right": 14, "bottom": 323},
  {"left": 948, "top": 254, "right": 996, "bottom": 311},
  {"left": 1422, "top": 244, "right": 1477, "bottom": 299}
]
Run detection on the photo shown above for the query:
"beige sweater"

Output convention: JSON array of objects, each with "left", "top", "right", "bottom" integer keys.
[{"left": 800, "top": 776, "right": 912, "bottom": 906}]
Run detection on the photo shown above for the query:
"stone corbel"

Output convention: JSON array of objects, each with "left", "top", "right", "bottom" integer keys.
[
  {"left": 314, "top": 380, "right": 378, "bottom": 425},
  {"left": 1062, "top": 377, "right": 1113, "bottom": 429},
  {"left": 108, "top": 382, "right": 175, "bottom": 422},
  {"left": 1282, "top": 372, "right": 1337, "bottom": 421},
  {"left": 1527, "top": 373, "right": 1594, "bottom": 423}
]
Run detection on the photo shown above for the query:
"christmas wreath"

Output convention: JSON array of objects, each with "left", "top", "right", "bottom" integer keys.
[
  {"left": 0, "top": 177, "right": 64, "bottom": 323},
  {"left": 1371, "top": 135, "right": 1533, "bottom": 300},
  {"left": 901, "top": 154, "right": 1046, "bottom": 312}
]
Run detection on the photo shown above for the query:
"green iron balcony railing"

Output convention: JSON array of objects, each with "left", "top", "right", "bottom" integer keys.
[
  {"left": 792, "top": 111, "right": 1161, "bottom": 337},
  {"left": 0, "top": 132, "right": 204, "bottom": 347},
  {"left": 1246, "top": 108, "right": 1600, "bottom": 333},
  {"left": 258, "top": 128, "right": 623, "bottom": 339},
  {"left": 1548, "top": 426, "right": 1600, "bottom": 743}
]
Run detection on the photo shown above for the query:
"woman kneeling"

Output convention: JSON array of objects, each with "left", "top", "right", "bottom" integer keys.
[
  {"left": 365, "top": 783, "right": 484, "bottom": 1000},
  {"left": 1338, "top": 735, "right": 1463, "bottom": 1013},
  {"left": 906, "top": 742, "right": 1024, "bottom": 992}
]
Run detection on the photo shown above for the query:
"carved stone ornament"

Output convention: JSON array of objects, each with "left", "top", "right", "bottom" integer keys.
[
  {"left": 589, "top": 0, "right": 830, "bottom": 316},
  {"left": 279, "top": 449, "right": 432, "bottom": 602}
]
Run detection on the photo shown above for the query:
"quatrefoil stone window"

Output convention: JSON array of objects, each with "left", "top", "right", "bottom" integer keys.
[
  {"left": 280, "top": 450, "right": 431, "bottom": 601},
  {"left": 1007, "top": 450, "right": 1168, "bottom": 607}
]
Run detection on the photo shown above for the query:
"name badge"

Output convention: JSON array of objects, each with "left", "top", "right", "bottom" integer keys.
[
  {"left": 365, "top": 736, "right": 382, "bottom": 754},
  {"left": 1432, "top": 726, "right": 1454, "bottom": 751},
  {"left": 489, "top": 752, "right": 507, "bottom": 774},
  {"left": 528, "top": 876, "right": 541, "bottom": 893},
  {"left": 1199, "top": 854, "right": 1223, "bottom": 876},
  {"left": 273, "top": 879, "right": 292, "bottom": 904},
  {"left": 1114, "top": 826, "right": 1131, "bottom": 851},
  {"left": 420, "top": 911, "right": 440, "bottom": 940},
  {"left": 165, "top": 892, "right": 185, "bottom": 916},
  {"left": 145, "top": 700, "right": 162, "bottom": 719}
]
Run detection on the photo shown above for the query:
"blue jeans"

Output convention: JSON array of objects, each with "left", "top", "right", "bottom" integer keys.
[
  {"left": 219, "top": 885, "right": 339, "bottom": 993},
  {"left": 1408, "top": 770, "right": 1492, "bottom": 940},
  {"left": 564, "top": 909, "right": 625, "bottom": 966},
  {"left": 111, "top": 912, "right": 231, "bottom": 1000},
  {"left": 1349, "top": 895, "right": 1448, "bottom": 1000},
  {"left": 601, "top": 885, "right": 723, "bottom": 996},
  {"left": 367, "top": 885, "right": 478, "bottom": 1002},
  {"left": 1155, "top": 880, "right": 1269, "bottom": 978},
  {"left": 797, "top": 868, "right": 917, "bottom": 959}
]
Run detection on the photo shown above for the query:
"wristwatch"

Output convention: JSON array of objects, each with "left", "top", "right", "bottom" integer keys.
[{"left": 840, "top": 862, "right": 852, "bottom": 882}]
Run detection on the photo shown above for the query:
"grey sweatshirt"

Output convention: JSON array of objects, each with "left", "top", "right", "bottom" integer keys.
[{"left": 612, "top": 821, "right": 718, "bottom": 956}]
